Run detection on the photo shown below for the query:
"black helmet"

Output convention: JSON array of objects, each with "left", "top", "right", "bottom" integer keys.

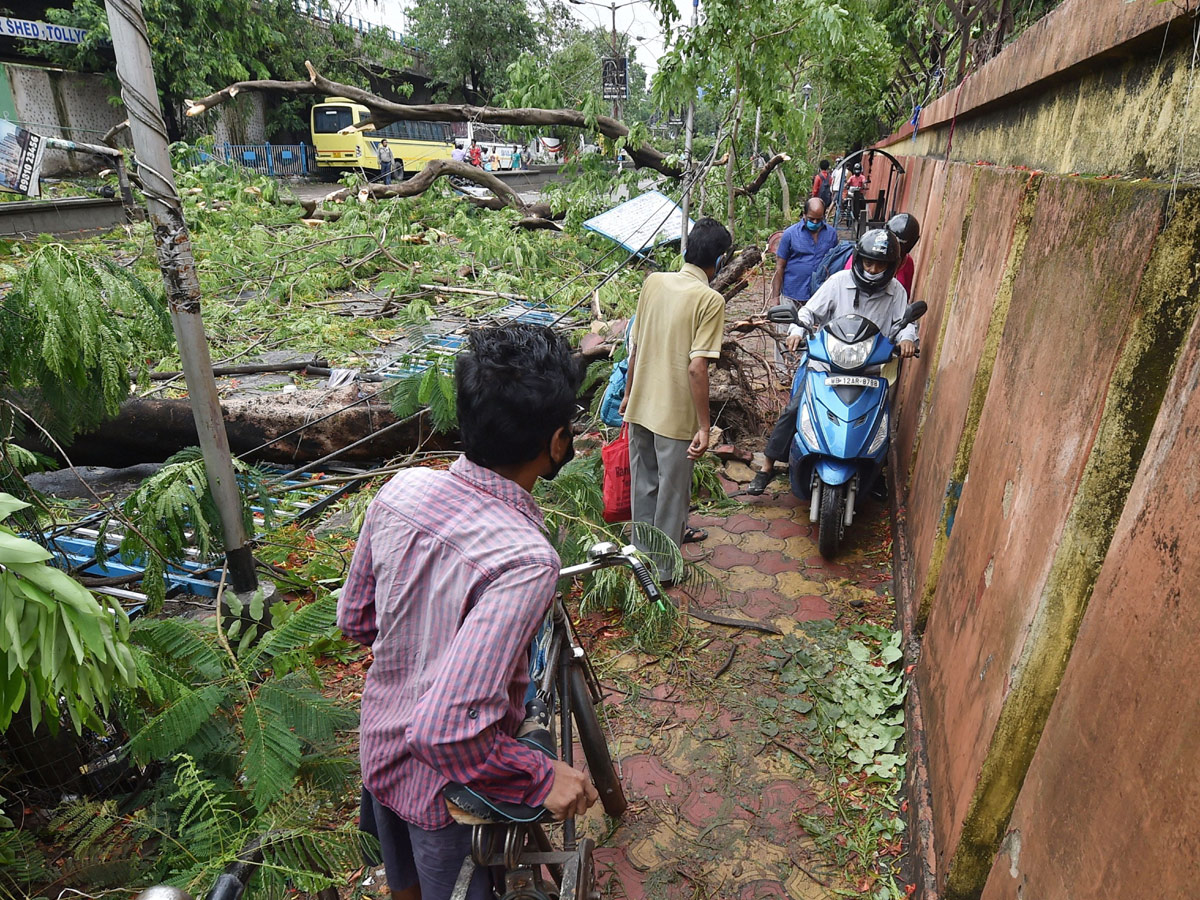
[
  {"left": 886, "top": 212, "right": 920, "bottom": 255},
  {"left": 852, "top": 162, "right": 863, "bottom": 174},
  {"left": 851, "top": 228, "right": 900, "bottom": 292}
]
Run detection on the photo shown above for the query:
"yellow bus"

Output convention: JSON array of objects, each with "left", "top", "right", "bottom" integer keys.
[{"left": 310, "top": 97, "right": 454, "bottom": 179}]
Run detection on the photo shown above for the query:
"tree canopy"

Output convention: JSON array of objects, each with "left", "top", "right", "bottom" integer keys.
[
  {"left": 42, "top": 0, "right": 413, "bottom": 138},
  {"left": 408, "top": 0, "right": 541, "bottom": 103}
]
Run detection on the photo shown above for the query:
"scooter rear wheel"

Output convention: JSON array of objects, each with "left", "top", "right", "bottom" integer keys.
[{"left": 817, "top": 481, "right": 846, "bottom": 559}]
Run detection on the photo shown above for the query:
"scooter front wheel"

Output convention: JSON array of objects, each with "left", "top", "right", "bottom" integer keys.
[{"left": 817, "top": 480, "right": 846, "bottom": 559}]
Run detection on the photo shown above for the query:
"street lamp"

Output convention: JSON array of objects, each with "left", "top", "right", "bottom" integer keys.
[
  {"left": 801, "top": 81, "right": 813, "bottom": 112},
  {"left": 568, "top": 0, "right": 645, "bottom": 119}
]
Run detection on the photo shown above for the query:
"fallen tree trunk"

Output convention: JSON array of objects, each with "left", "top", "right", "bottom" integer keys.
[
  {"left": 186, "top": 61, "right": 683, "bottom": 178},
  {"left": 51, "top": 386, "right": 455, "bottom": 466}
]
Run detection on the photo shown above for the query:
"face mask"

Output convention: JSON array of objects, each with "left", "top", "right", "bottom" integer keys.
[
  {"left": 805, "top": 220, "right": 821, "bottom": 232},
  {"left": 544, "top": 427, "right": 576, "bottom": 480},
  {"left": 713, "top": 253, "right": 727, "bottom": 274}
]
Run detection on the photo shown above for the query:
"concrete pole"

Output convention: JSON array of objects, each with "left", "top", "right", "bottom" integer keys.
[
  {"left": 104, "top": 0, "right": 261, "bottom": 596},
  {"left": 678, "top": 0, "right": 699, "bottom": 256}
]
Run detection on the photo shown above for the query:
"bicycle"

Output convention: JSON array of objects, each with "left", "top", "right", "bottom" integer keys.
[{"left": 441, "top": 540, "right": 663, "bottom": 900}]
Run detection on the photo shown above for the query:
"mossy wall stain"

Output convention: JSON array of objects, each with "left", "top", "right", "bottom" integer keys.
[
  {"left": 908, "top": 173, "right": 979, "bottom": 472},
  {"left": 915, "top": 174, "right": 1042, "bottom": 629},
  {"left": 938, "top": 186, "right": 1200, "bottom": 900},
  {"left": 899, "top": 35, "right": 1200, "bottom": 179}
]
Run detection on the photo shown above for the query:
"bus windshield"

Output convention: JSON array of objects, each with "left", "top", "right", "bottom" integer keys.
[{"left": 313, "top": 106, "right": 354, "bottom": 133}]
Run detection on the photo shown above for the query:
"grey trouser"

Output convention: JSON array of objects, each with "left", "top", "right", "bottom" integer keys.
[{"left": 628, "top": 422, "right": 694, "bottom": 581}]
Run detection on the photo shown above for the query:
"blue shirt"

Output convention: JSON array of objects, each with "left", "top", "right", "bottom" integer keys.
[{"left": 776, "top": 221, "right": 839, "bottom": 303}]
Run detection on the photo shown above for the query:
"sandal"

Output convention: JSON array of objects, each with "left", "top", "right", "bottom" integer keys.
[{"left": 683, "top": 526, "right": 708, "bottom": 544}]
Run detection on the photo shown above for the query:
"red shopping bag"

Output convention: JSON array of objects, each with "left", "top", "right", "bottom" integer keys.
[{"left": 602, "top": 424, "right": 632, "bottom": 523}]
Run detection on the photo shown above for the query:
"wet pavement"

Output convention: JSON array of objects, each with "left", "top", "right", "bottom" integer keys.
[{"left": 580, "top": 476, "right": 899, "bottom": 899}]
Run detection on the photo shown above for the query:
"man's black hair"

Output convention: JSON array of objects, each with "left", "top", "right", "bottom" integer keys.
[
  {"left": 819, "top": 159, "right": 830, "bottom": 170},
  {"left": 684, "top": 217, "right": 733, "bottom": 269},
  {"left": 456, "top": 323, "right": 582, "bottom": 468}
]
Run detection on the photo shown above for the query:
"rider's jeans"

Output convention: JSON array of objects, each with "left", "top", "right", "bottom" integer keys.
[{"left": 360, "top": 788, "right": 494, "bottom": 899}]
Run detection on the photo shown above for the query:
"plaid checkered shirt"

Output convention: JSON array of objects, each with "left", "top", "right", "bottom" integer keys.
[{"left": 337, "top": 456, "right": 560, "bottom": 830}]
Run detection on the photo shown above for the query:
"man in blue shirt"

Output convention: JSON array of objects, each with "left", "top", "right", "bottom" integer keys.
[{"left": 770, "top": 198, "right": 839, "bottom": 308}]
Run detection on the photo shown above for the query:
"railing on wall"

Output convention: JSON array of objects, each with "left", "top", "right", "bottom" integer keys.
[{"left": 182, "top": 143, "right": 312, "bottom": 177}]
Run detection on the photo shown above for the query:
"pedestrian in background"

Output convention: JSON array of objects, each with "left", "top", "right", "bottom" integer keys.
[
  {"left": 771, "top": 197, "right": 839, "bottom": 308},
  {"left": 812, "top": 159, "right": 833, "bottom": 207},
  {"left": 377, "top": 139, "right": 395, "bottom": 185},
  {"left": 619, "top": 218, "right": 732, "bottom": 583}
]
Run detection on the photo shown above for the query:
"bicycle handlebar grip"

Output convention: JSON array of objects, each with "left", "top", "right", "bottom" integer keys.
[
  {"left": 627, "top": 556, "right": 663, "bottom": 602},
  {"left": 205, "top": 873, "right": 247, "bottom": 900}
]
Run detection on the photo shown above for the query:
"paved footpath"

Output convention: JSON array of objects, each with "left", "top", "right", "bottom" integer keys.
[{"left": 580, "top": 480, "right": 898, "bottom": 899}]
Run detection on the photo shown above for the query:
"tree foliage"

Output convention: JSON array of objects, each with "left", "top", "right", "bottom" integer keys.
[
  {"left": 408, "top": 0, "right": 540, "bottom": 102},
  {"left": 0, "top": 244, "right": 172, "bottom": 444},
  {"left": 0, "top": 493, "right": 138, "bottom": 735},
  {"left": 42, "top": 0, "right": 413, "bottom": 138}
]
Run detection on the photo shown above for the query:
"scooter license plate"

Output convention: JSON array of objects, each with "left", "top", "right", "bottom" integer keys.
[{"left": 825, "top": 375, "right": 878, "bottom": 388}]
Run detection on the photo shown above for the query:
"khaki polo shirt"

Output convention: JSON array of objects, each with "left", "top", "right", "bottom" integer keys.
[{"left": 624, "top": 264, "right": 725, "bottom": 441}]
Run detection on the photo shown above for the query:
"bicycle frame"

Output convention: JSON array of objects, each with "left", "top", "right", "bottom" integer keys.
[{"left": 449, "top": 542, "right": 660, "bottom": 900}]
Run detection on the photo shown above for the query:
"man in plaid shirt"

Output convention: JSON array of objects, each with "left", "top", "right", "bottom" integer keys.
[{"left": 338, "top": 324, "right": 598, "bottom": 900}]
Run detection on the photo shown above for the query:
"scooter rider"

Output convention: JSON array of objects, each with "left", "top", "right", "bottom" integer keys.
[{"left": 746, "top": 229, "right": 917, "bottom": 495}]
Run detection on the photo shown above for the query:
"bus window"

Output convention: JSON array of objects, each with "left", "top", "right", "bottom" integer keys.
[{"left": 314, "top": 106, "right": 354, "bottom": 133}]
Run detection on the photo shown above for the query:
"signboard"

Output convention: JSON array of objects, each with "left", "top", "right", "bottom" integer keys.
[
  {"left": 601, "top": 57, "right": 628, "bottom": 101},
  {"left": 582, "top": 191, "right": 693, "bottom": 254},
  {"left": 0, "top": 17, "right": 88, "bottom": 44},
  {"left": 0, "top": 119, "right": 44, "bottom": 197}
]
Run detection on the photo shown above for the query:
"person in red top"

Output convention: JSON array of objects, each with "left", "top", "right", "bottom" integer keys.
[
  {"left": 467, "top": 139, "right": 483, "bottom": 167},
  {"left": 842, "top": 212, "right": 921, "bottom": 294},
  {"left": 841, "top": 162, "right": 868, "bottom": 225},
  {"left": 811, "top": 159, "right": 833, "bottom": 208}
]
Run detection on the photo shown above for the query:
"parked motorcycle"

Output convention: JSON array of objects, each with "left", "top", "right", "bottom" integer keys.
[{"left": 767, "top": 300, "right": 927, "bottom": 558}]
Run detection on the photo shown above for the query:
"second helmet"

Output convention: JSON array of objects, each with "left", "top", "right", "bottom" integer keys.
[{"left": 851, "top": 228, "right": 900, "bottom": 292}]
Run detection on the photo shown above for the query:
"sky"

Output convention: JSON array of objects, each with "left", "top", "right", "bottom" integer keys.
[{"left": 339, "top": 0, "right": 693, "bottom": 77}]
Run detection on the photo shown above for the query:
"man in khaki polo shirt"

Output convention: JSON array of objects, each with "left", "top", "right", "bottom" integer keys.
[{"left": 619, "top": 218, "right": 732, "bottom": 582}]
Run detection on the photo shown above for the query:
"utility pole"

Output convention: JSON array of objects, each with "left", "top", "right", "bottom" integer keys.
[
  {"left": 611, "top": 2, "right": 621, "bottom": 121},
  {"left": 679, "top": 0, "right": 699, "bottom": 256},
  {"left": 104, "top": 0, "right": 266, "bottom": 600}
]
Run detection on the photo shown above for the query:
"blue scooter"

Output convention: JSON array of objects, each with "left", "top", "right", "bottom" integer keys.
[{"left": 767, "top": 301, "right": 927, "bottom": 558}]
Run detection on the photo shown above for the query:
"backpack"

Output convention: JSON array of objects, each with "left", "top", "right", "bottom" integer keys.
[
  {"left": 599, "top": 317, "right": 636, "bottom": 427},
  {"left": 808, "top": 240, "right": 856, "bottom": 298}
]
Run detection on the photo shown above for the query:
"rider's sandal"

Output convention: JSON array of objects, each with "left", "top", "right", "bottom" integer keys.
[{"left": 683, "top": 526, "right": 708, "bottom": 543}]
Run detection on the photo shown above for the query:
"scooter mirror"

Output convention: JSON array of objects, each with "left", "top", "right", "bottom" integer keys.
[
  {"left": 767, "top": 304, "right": 800, "bottom": 325},
  {"left": 900, "top": 301, "right": 928, "bottom": 326}
]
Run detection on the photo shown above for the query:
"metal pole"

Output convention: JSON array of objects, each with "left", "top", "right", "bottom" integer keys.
[
  {"left": 611, "top": 3, "right": 620, "bottom": 122},
  {"left": 104, "top": 0, "right": 260, "bottom": 595},
  {"left": 678, "top": 0, "right": 699, "bottom": 256},
  {"left": 43, "top": 136, "right": 136, "bottom": 218}
]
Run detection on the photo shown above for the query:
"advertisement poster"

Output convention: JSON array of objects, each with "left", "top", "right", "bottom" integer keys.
[{"left": 0, "top": 119, "right": 44, "bottom": 197}]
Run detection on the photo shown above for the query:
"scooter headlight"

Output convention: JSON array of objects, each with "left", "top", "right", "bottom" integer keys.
[
  {"left": 826, "top": 334, "right": 875, "bottom": 371},
  {"left": 799, "top": 401, "right": 818, "bottom": 447},
  {"left": 867, "top": 407, "right": 889, "bottom": 455}
]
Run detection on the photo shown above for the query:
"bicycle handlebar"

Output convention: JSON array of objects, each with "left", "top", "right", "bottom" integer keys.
[{"left": 559, "top": 543, "right": 663, "bottom": 604}]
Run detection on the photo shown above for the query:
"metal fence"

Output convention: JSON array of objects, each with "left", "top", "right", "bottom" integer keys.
[{"left": 184, "top": 143, "right": 313, "bottom": 176}]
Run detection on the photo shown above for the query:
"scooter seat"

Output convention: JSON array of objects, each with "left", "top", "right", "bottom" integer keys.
[{"left": 442, "top": 728, "right": 556, "bottom": 825}]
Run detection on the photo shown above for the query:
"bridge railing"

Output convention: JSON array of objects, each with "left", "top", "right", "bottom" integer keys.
[{"left": 292, "top": 0, "right": 420, "bottom": 52}]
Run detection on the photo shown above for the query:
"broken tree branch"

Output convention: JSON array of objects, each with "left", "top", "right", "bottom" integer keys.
[
  {"left": 733, "top": 152, "right": 791, "bottom": 199},
  {"left": 186, "top": 61, "right": 683, "bottom": 178},
  {"left": 711, "top": 245, "right": 763, "bottom": 299},
  {"left": 319, "top": 158, "right": 529, "bottom": 212}
]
